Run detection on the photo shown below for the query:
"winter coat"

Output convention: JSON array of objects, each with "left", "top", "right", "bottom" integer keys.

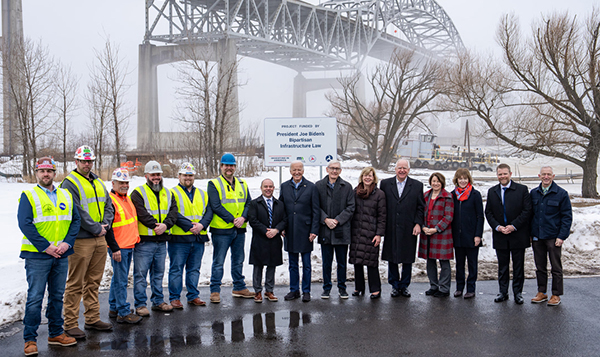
[
  {"left": 418, "top": 189, "right": 454, "bottom": 260},
  {"left": 278, "top": 177, "right": 320, "bottom": 253},
  {"left": 451, "top": 188, "right": 484, "bottom": 248},
  {"left": 530, "top": 181, "right": 572, "bottom": 240},
  {"left": 315, "top": 176, "right": 355, "bottom": 245},
  {"left": 485, "top": 180, "right": 532, "bottom": 250},
  {"left": 380, "top": 176, "right": 425, "bottom": 264},
  {"left": 248, "top": 196, "right": 287, "bottom": 266},
  {"left": 349, "top": 186, "right": 386, "bottom": 267}
]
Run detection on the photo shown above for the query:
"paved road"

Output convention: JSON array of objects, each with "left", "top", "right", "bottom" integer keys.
[{"left": 1, "top": 277, "right": 598, "bottom": 356}]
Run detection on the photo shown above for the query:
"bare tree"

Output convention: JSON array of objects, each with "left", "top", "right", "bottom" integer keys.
[
  {"left": 446, "top": 11, "right": 600, "bottom": 198},
  {"left": 327, "top": 49, "right": 444, "bottom": 170},
  {"left": 54, "top": 62, "right": 79, "bottom": 173},
  {"left": 3, "top": 38, "right": 56, "bottom": 176},
  {"left": 84, "top": 78, "right": 110, "bottom": 177},
  {"left": 174, "top": 44, "right": 242, "bottom": 177}
]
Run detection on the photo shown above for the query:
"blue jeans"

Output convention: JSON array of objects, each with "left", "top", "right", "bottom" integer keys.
[
  {"left": 388, "top": 263, "right": 412, "bottom": 289},
  {"left": 168, "top": 241, "right": 205, "bottom": 301},
  {"left": 288, "top": 252, "right": 311, "bottom": 293},
  {"left": 23, "top": 257, "right": 68, "bottom": 342},
  {"left": 108, "top": 248, "right": 133, "bottom": 317},
  {"left": 133, "top": 241, "right": 167, "bottom": 308},
  {"left": 321, "top": 244, "right": 348, "bottom": 292},
  {"left": 210, "top": 232, "right": 247, "bottom": 293}
]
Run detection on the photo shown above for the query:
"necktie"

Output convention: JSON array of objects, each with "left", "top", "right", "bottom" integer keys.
[
  {"left": 267, "top": 199, "right": 273, "bottom": 228},
  {"left": 502, "top": 187, "right": 507, "bottom": 224}
]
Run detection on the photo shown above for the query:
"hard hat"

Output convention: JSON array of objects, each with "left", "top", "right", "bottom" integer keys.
[
  {"left": 111, "top": 167, "right": 130, "bottom": 182},
  {"left": 35, "top": 157, "right": 56, "bottom": 171},
  {"left": 144, "top": 160, "right": 163, "bottom": 174},
  {"left": 74, "top": 145, "right": 96, "bottom": 160},
  {"left": 220, "top": 153, "right": 236, "bottom": 165},
  {"left": 178, "top": 162, "right": 196, "bottom": 175}
]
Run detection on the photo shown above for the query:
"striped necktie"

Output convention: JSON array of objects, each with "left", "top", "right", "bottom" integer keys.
[{"left": 267, "top": 198, "right": 273, "bottom": 228}]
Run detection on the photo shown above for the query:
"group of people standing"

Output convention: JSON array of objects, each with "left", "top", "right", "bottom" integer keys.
[{"left": 18, "top": 150, "right": 573, "bottom": 356}]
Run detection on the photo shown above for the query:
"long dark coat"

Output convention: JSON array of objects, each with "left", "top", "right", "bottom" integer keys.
[
  {"left": 418, "top": 189, "right": 454, "bottom": 260},
  {"left": 349, "top": 186, "right": 386, "bottom": 267},
  {"left": 380, "top": 176, "right": 425, "bottom": 264},
  {"left": 485, "top": 180, "right": 532, "bottom": 250},
  {"left": 315, "top": 176, "right": 355, "bottom": 245},
  {"left": 451, "top": 188, "right": 484, "bottom": 248},
  {"left": 248, "top": 196, "right": 287, "bottom": 266},
  {"left": 278, "top": 177, "right": 320, "bottom": 253}
]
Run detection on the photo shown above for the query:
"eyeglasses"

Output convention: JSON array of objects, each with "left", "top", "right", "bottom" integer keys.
[
  {"left": 77, "top": 160, "right": 94, "bottom": 164},
  {"left": 328, "top": 167, "right": 341, "bottom": 171}
]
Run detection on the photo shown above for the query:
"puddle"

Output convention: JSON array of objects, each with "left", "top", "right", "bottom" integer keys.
[{"left": 87, "top": 310, "right": 318, "bottom": 353}]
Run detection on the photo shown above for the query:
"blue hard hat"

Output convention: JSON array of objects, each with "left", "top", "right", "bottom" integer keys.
[{"left": 220, "top": 153, "right": 237, "bottom": 165}]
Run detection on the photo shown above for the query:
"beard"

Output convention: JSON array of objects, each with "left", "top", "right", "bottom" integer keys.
[{"left": 147, "top": 178, "right": 163, "bottom": 192}]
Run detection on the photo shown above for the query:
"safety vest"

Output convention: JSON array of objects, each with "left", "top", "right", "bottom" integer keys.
[
  {"left": 134, "top": 184, "right": 172, "bottom": 236},
  {"left": 21, "top": 186, "right": 73, "bottom": 252},
  {"left": 62, "top": 172, "right": 107, "bottom": 222},
  {"left": 170, "top": 185, "right": 208, "bottom": 235},
  {"left": 109, "top": 192, "right": 140, "bottom": 249},
  {"left": 209, "top": 176, "right": 248, "bottom": 229}
]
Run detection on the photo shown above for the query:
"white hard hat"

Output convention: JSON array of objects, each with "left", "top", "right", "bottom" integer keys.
[
  {"left": 144, "top": 160, "right": 163, "bottom": 174},
  {"left": 111, "top": 167, "right": 130, "bottom": 182},
  {"left": 74, "top": 145, "right": 96, "bottom": 160},
  {"left": 178, "top": 162, "right": 196, "bottom": 175}
]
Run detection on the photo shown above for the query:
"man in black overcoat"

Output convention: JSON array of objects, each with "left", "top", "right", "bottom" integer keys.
[
  {"left": 279, "top": 161, "right": 320, "bottom": 302},
  {"left": 485, "top": 163, "right": 532, "bottom": 304},
  {"left": 380, "top": 159, "right": 425, "bottom": 298},
  {"left": 248, "top": 179, "right": 287, "bottom": 303}
]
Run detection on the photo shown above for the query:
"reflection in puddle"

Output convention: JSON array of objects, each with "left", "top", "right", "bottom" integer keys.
[{"left": 88, "top": 311, "right": 315, "bottom": 353}]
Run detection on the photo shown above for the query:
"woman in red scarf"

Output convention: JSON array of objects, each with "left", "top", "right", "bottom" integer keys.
[{"left": 451, "top": 168, "right": 484, "bottom": 299}]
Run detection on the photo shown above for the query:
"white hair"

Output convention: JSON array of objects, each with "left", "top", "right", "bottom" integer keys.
[
  {"left": 395, "top": 158, "right": 410, "bottom": 169},
  {"left": 539, "top": 166, "right": 554, "bottom": 174},
  {"left": 290, "top": 160, "right": 304, "bottom": 169},
  {"left": 327, "top": 160, "right": 341, "bottom": 168}
]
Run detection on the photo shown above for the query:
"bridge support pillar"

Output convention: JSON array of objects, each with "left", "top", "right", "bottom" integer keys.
[
  {"left": 293, "top": 72, "right": 363, "bottom": 118},
  {"left": 137, "top": 43, "right": 160, "bottom": 151}
]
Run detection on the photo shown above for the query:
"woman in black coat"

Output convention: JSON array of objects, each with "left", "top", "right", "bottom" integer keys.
[
  {"left": 451, "top": 168, "right": 484, "bottom": 299},
  {"left": 349, "top": 167, "right": 386, "bottom": 299}
]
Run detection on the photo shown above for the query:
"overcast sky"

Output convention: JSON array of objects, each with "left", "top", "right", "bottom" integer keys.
[{"left": 12, "top": 0, "right": 598, "bottom": 148}]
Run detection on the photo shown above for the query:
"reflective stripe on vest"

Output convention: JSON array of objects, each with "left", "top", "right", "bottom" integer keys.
[
  {"left": 21, "top": 187, "right": 73, "bottom": 252},
  {"left": 209, "top": 176, "right": 248, "bottom": 229},
  {"left": 134, "top": 185, "right": 172, "bottom": 236},
  {"left": 109, "top": 192, "right": 140, "bottom": 248},
  {"left": 170, "top": 185, "right": 208, "bottom": 235},
  {"left": 63, "top": 173, "right": 107, "bottom": 222}
]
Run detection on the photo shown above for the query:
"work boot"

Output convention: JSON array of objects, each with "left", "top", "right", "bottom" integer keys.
[
  {"left": 84, "top": 320, "right": 113, "bottom": 331},
  {"left": 531, "top": 292, "right": 548, "bottom": 303},
  {"left": 188, "top": 298, "right": 206, "bottom": 306},
  {"left": 24, "top": 341, "right": 37, "bottom": 356},
  {"left": 117, "top": 313, "right": 143, "bottom": 324},
  {"left": 254, "top": 292, "right": 263, "bottom": 303},
  {"left": 136, "top": 306, "right": 150, "bottom": 317},
  {"left": 232, "top": 288, "right": 255, "bottom": 298},
  {"left": 265, "top": 292, "right": 278, "bottom": 302},
  {"left": 210, "top": 292, "right": 221, "bottom": 304},
  {"left": 170, "top": 300, "right": 184, "bottom": 309},
  {"left": 47, "top": 333, "right": 77, "bottom": 346},
  {"left": 151, "top": 302, "right": 174, "bottom": 312},
  {"left": 64, "top": 327, "right": 86, "bottom": 339}
]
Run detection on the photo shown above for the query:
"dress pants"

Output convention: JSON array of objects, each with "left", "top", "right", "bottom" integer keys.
[
  {"left": 253, "top": 265, "right": 276, "bottom": 293},
  {"left": 354, "top": 264, "right": 381, "bottom": 293},
  {"left": 426, "top": 259, "right": 451, "bottom": 293},
  {"left": 321, "top": 244, "right": 348, "bottom": 291},
  {"left": 532, "top": 239, "right": 563, "bottom": 295},
  {"left": 388, "top": 263, "right": 412, "bottom": 289},
  {"left": 63, "top": 237, "right": 107, "bottom": 329},
  {"left": 288, "top": 252, "right": 311, "bottom": 293},
  {"left": 495, "top": 248, "right": 525, "bottom": 296},
  {"left": 454, "top": 247, "right": 479, "bottom": 293}
]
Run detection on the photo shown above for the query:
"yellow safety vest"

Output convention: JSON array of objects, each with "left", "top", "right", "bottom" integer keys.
[
  {"left": 62, "top": 172, "right": 107, "bottom": 222},
  {"left": 134, "top": 184, "right": 172, "bottom": 236},
  {"left": 21, "top": 186, "right": 73, "bottom": 252},
  {"left": 170, "top": 185, "right": 208, "bottom": 235},
  {"left": 209, "top": 176, "right": 248, "bottom": 229}
]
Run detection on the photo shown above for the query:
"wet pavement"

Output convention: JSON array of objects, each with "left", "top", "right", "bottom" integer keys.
[{"left": 1, "top": 277, "right": 598, "bottom": 356}]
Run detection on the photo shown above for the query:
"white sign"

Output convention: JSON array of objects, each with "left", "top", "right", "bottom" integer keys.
[{"left": 264, "top": 117, "right": 337, "bottom": 166}]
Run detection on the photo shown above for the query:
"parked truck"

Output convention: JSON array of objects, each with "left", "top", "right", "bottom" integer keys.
[{"left": 397, "top": 134, "right": 496, "bottom": 172}]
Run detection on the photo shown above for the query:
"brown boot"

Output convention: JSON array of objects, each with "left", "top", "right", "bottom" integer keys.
[
  {"left": 47, "top": 333, "right": 77, "bottom": 346},
  {"left": 84, "top": 320, "right": 113, "bottom": 331},
  {"left": 265, "top": 292, "right": 278, "bottom": 302},
  {"left": 64, "top": 327, "right": 86, "bottom": 339},
  {"left": 188, "top": 298, "right": 206, "bottom": 306},
  {"left": 170, "top": 300, "right": 184, "bottom": 309},
  {"left": 232, "top": 288, "right": 255, "bottom": 298},
  {"left": 548, "top": 295, "right": 561, "bottom": 306},
  {"left": 531, "top": 292, "right": 548, "bottom": 304},
  {"left": 24, "top": 341, "right": 37, "bottom": 356},
  {"left": 151, "top": 302, "right": 174, "bottom": 312},
  {"left": 254, "top": 292, "right": 263, "bottom": 303},
  {"left": 136, "top": 306, "right": 150, "bottom": 317},
  {"left": 210, "top": 292, "right": 221, "bottom": 304},
  {"left": 117, "top": 313, "right": 143, "bottom": 324}
]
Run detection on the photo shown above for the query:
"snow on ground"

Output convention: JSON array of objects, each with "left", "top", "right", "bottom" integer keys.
[{"left": 0, "top": 157, "right": 598, "bottom": 327}]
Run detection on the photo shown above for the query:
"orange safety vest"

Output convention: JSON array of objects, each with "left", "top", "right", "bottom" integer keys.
[{"left": 110, "top": 192, "right": 140, "bottom": 249}]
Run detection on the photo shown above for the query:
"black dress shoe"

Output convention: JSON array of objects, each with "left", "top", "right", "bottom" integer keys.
[
  {"left": 370, "top": 292, "right": 381, "bottom": 299},
  {"left": 302, "top": 292, "right": 311, "bottom": 302},
  {"left": 514, "top": 293, "right": 524, "bottom": 305},
  {"left": 284, "top": 291, "right": 300, "bottom": 301},
  {"left": 391, "top": 288, "right": 401, "bottom": 298},
  {"left": 464, "top": 292, "right": 476, "bottom": 299},
  {"left": 352, "top": 290, "right": 364, "bottom": 296},
  {"left": 433, "top": 291, "right": 450, "bottom": 298},
  {"left": 453, "top": 291, "right": 463, "bottom": 298},
  {"left": 425, "top": 288, "right": 438, "bottom": 296},
  {"left": 494, "top": 294, "right": 509, "bottom": 303},
  {"left": 400, "top": 288, "right": 411, "bottom": 298}
]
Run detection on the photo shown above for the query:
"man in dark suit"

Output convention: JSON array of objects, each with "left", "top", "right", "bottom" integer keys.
[
  {"left": 248, "top": 179, "right": 287, "bottom": 303},
  {"left": 380, "top": 159, "right": 425, "bottom": 298},
  {"left": 279, "top": 161, "right": 320, "bottom": 302},
  {"left": 485, "top": 163, "right": 532, "bottom": 304}
]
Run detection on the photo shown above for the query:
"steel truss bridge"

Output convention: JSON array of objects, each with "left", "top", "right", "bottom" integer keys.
[{"left": 138, "top": 0, "right": 464, "bottom": 150}]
